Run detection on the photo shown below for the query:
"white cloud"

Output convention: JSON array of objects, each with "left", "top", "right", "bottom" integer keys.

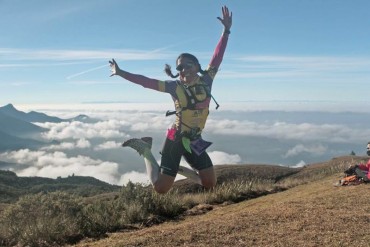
[
  {"left": 76, "top": 138, "right": 91, "bottom": 148},
  {"left": 94, "top": 141, "right": 121, "bottom": 150},
  {"left": 42, "top": 142, "right": 75, "bottom": 150},
  {"left": 42, "top": 138, "right": 91, "bottom": 150},
  {"left": 118, "top": 171, "right": 150, "bottom": 186},
  {"left": 0, "top": 149, "right": 120, "bottom": 184},
  {"left": 128, "top": 113, "right": 172, "bottom": 132},
  {"left": 9, "top": 104, "right": 370, "bottom": 185},
  {"left": 283, "top": 144, "right": 327, "bottom": 158},
  {"left": 35, "top": 115, "right": 171, "bottom": 142},
  {"left": 236, "top": 55, "right": 370, "bottom": 74},
  {"left": 0, "top": 48, "right": 174, "bottom": 62},
  {"left": 209, "top": 151, "right": 242, "bottom": 165},
  {"left": 0, "top": 149, "right": 45, "bottom": 166},
  {"left": 37, "top": 120, "right": 127, "bottom": 140},
  {"left": 206, "top": 119, "right": 370, "bottom": 143},
  {"left": 292, "top": 160, "right": 306, "bottom": 168}
]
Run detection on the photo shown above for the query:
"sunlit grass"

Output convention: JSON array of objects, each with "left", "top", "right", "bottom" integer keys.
[{"left": 0, "top": 156, "right": 364, "bottom": 247}]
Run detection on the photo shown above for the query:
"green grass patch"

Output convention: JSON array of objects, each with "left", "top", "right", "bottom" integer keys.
[{"left": 0, "top": 156, "right": 364, "bottom": 246}]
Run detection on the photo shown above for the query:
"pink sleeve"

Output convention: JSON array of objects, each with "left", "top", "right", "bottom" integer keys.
[
  {"left": 121, "top": 71, "right": 160, "bottom": 91},
  {"left": 209, "top": 33, "right": 229, "bottom": 69},
  {"left": 358, "top": 163, "right": 370, "bottom": 179},
  {"left": 358, "top": 164, "right": 368, "bottom": 171},
  {"left": 358, "top": 162, "right": 370, "bottom": 172}
]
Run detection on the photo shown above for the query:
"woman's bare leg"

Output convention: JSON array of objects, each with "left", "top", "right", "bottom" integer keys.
[
  {"left": 198, "top": 166, "right": 217, "bottom": 189},
  {"left": 123, "top": 137, "right": 216, "bottom": 192},
  {"left": 123, "top": 137, "right": 176, "bottom": 193},
  {"left": 178, "top": 165, "right": 202, "bottom": 185},
  {"left": 144, "top": 149, "right": 176, "bottom": 193}
]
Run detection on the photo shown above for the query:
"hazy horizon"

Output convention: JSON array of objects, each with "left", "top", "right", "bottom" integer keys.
[{"left": 0, "top": 102, "right": 368, "bottom": 185}]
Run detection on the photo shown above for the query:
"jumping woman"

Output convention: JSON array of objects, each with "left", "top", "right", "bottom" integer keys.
[{"left": 109, "top": 6, "right": 232, "bottom": 193}]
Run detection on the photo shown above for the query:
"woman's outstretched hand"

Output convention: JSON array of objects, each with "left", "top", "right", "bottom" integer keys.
[
  {"left": 109, "top": 58, "right": 120, "bottom": 77},
  {"left": 217, "top": 5, "right": 232, "bottom": 32}
]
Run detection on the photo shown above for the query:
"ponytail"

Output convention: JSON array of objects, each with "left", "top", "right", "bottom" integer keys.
[
  {"left": 164, "top": 64, "right": 179, "bottom": 78},
  {"left": 198, "top": 66, "right": 206, "bottom": 76}
]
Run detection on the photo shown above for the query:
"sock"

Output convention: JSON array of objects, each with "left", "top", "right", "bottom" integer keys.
[
  {"left": 142, "top": 149, "right": 160, "bottom": 185},
  {"left": 178, "top": 165, "right": 202, "bottom": 185}
]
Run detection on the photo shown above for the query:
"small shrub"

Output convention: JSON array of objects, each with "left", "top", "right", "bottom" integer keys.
[
  {"left": 185, "top": 178, "right": 274, "bottom": 205},
  {"left": 150, "top": 190, "right": 185, "bottom": 218},
  {"left": 123, "top": 201, "right": 147, "bottom": 223},
  {"left": 117, "top": 181, "right": 152, "bottom": 223},
  {"left": 82, "top": 200, "right": 125, "bottom": 235},
  {"left": 0, "top": 192, "right": 87, "bottom": 246},
  {"left": 118, "top": 182, "right": 184, "bottom": 223}
]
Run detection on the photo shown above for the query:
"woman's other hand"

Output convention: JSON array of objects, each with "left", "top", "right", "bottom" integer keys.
[
  {"left": 217, "top": 5, "right": 232, "bottom": 32},
  {"left": 109, "top": 58, "right": 121, "bottom": 77}
]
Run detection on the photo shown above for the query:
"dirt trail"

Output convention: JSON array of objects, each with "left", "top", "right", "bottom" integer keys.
[{"left": 73, "top": 175, "right": 370, "bottom": 247}]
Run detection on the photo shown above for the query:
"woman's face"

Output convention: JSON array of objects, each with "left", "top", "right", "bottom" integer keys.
[{"left": 176, "top": 57, "right": 199, "bottom": 84}]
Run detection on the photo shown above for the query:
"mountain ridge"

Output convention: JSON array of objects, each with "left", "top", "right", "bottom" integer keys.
[
  {"left": 0, "top": 103, "right": 98, "bottom": 151},
  {"left": 0, "top": 103, "right": 63, "bottom": 123},
  {"left": 0, "top": 103, "right": 98, "bottom": 123},
  {"left": 0, "top": 129, "right": 44, "bottom": 151}
]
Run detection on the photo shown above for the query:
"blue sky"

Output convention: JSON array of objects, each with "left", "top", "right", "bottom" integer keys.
[
  {"left": 1, "top": 0, "right": 370, "bottom": 106},
  {"left": 2, "top": 0, "right": 370, "bottom": 183}
]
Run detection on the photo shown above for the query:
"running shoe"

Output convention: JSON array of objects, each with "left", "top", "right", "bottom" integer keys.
[{"left": 122, "top": 137, "right": 152, "bottom": 155}]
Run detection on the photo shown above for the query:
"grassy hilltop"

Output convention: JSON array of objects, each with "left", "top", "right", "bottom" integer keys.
[
  {"left": 1, "top": 156, "right": 369, "bottom": 247},
  {"left": 75, "top": 164, "right": 369, "bottom": 247}
]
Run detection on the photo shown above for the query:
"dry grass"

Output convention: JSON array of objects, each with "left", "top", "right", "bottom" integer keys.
[
  {"left": 71, "top": 162, "right": 370, "bottom": 247},
  {"left": 0, "top": 203, "right": 10, "bottom": 214}
]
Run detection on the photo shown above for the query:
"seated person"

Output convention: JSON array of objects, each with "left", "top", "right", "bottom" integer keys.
[{"left": 344, "top": 142, "right": 370, "bottom": 183}]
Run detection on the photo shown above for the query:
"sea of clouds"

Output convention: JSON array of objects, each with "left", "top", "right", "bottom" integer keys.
[{"left": 1, "top": 102, "right": 369, "bottom": 185}]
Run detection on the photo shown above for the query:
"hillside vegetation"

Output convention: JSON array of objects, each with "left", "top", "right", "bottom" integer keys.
[
  {"left": 0, "top": 156, "right": 369, "bottom": 246},
  {"left": 71, "top": 156, "right": 370, "bottom": 247},
  {"left": 0, "top": 170, "right": 120, "bottom": 204},
  {"left": 74, "top": 168, "right": 369, "bottom": 247}
]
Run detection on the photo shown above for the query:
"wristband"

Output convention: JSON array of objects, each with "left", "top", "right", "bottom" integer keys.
[{"left": 224, "top": 29, "right": 231, "bottom": 34}]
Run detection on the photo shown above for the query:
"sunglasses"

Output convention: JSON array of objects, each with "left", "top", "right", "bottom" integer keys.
[{"left": 176, "top": 62, "right": 195, "bottom": 71}]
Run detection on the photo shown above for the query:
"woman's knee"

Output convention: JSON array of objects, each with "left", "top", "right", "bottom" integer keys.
[
  {"left": 201, "top": 177, "right": 217, "bottom": 189},
  {"left": 153, "top": 173, "right": 175, "bottom": 194},
  {"left": 199, "top": 167, "right": 217, "bottom": 189},
  {"left": 153, "top": 183, "right": 172, "bottom": 194}
]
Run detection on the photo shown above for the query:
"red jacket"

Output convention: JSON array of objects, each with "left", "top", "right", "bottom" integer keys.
[{"left": 358, "top": 160, "right": 370, "bottom": 179}]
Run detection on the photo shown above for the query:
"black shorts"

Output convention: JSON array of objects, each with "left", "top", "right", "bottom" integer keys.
[{"left": 160, "top": 136, "right": 213, "bottom": 177}]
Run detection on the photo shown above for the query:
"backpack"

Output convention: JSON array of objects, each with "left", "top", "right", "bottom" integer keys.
[
  {"left": 166, "top": 80, "right": 219, "bottom": 117},
  {"left": 344, "top": 165, "right": 358, "bottom": 176},
  {"left": 339, "top": 175, "right": 362, "bottom": 186}
]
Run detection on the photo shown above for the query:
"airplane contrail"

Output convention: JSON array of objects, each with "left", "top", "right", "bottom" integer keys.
[
  {"left": 66, "top": 64, "right": 109, "bottom": 80},
  {"left": 66, "top": 38, "right": 200, "bottom": 80}
]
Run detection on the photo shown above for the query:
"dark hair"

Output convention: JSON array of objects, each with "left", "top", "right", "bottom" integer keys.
[{"left": 164, "top": 53, "right": 206, "bottom": 78}]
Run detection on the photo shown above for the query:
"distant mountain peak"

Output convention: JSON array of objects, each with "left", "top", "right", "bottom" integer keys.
[
  {"left": 0, "top": 103, "right": 24, "bottom": 116},
  {"left": 69, "top": 114, "right": 99, "bottom": 123},
  {"left": 2, "top": 103, "right": 17, "bottom": 110},
  {"left": 0, "top": 103, "right": 98, "bottom": 124}
]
